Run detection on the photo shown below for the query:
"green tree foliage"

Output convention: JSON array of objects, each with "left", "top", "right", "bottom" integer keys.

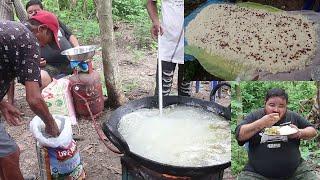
[
  {"left": 231, "top": 81, "right": 248, "bottom": 176},
  {"left": 112, "top": 0, "right": 156, "bottom": 49},
  {"left": 28, "top": 0, "right": 154, "bottom": 47},
  {"left": 240, "top": 81, "right": 316, "bottom": 116},
  {"left": 231, "top": 81, "right": 318, "bottom": 176},
  {"left": 112, "top": 0, "right": 147, "bottom": 21}
]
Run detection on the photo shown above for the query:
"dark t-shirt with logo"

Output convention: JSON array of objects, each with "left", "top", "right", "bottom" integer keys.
[{"left": 235, "top": 109, "right": 313, "bottom": 178}]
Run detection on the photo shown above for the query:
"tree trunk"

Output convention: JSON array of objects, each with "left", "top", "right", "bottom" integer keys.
[
  {"left": 94, "top": 0, "right": 126, "bottom": 108},
  {"left": 235, "top": 83, "right": 243, "bottom": 123},
  {"left": 317, "top": 81, "right": 320, "bottom": 124},
  {"left": 71, "top": 0, "right": 77, "bottom": 8},
  {"left": 83, "top": 0, "right": 87, "bottom": 15}
]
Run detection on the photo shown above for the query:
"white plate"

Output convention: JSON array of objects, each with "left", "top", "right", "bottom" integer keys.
[
  {"left": 264, "top": 125, "right": 298, "bottom": 136},
  {"left": 279, "top": 125, "right": 298, "bottom": 136}
]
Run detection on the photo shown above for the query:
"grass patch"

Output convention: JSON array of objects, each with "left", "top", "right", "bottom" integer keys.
[{"left": 122, "top": 81, "right": 139, "bottom": 93}]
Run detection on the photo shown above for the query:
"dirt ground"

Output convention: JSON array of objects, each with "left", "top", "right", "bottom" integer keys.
[
  {"left": 3, "top": 22, "right": 233, "bottom": 179},
  {"left": 5, "top": 21, "right": 319, "bottom": 180}
]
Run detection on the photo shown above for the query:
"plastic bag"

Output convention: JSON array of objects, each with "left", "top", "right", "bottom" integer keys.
[
  {"left": 42, "top": 78, "right": 77, "bottom": 125},
  {"left": 30, "top": 115, "right": 85, "bottom": 179},
  {"left": 30, "top": 115, "right": 73, "bottom": 148}
]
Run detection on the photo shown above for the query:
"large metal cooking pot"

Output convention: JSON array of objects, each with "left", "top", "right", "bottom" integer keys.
[{"left": 102, "top": 96, "right": 231, "bottom": 177}]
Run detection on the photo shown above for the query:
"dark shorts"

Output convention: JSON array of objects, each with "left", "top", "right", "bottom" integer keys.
[
  {"left": 237, "top": 160, "right": 318, "bottom": 180},
  {"left": 0, "top": 122, "right": 17, "bottom": 157}
]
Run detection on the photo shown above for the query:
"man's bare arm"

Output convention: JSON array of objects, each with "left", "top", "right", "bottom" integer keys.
[
  {"left": 25, "top": 81, "right": 59, "bottom": 136},
  {"left": 299, "top": 127, "right": 317, "bottom": 140},
  {"left": 238, "top": 113, "right": 281, "bottom": 142},
  {"left": 69, "top": 35, "right": 79, "bottom": 47},
  {"left": 146, "top": 0, "right": 163, "bottom": 39},
  {"left": 146, "top": 0, "right": 159, "bottom": 25},
  {"left": 238, "top": 120, "right": 266, "bottom": 142}
]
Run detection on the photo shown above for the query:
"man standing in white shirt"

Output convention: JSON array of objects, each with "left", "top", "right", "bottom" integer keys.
[{"left": 147, "top": 0, "right": 191, "bottom": 96}]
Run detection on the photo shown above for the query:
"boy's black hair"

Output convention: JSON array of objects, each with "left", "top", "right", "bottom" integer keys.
[
  {"left": 26, "top": 0, "right": 43, "bottom": 10},
  {"left": 265, "top": 88, "right": 288, "bottom": 103}
]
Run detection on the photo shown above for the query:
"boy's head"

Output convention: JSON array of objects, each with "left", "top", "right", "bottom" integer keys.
[
  {"left": 264, "top": 88, "right": 288, "bottom": 119},
  {"left": 265, "top": 88, "right": 288, "bottom": 103},
  {"left": 26, "top": 0, "right": 44, "bottom": 18}
]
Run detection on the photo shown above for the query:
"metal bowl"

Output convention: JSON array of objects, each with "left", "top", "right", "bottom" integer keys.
[{"left": 61, "top": 45, "right": 98, "bottom": 61}]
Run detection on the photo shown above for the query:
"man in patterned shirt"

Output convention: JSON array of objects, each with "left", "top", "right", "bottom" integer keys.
[
  {"left": 1, "top": 0, "right": 28, "bottom": 106},
  {"left": 0, "top": 11, "right": 60, "bottom": 179}
]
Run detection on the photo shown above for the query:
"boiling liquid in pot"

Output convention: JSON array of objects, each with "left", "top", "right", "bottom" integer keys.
[{"left": 118, "top": 105, "right": 231, "bottom": 167}]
